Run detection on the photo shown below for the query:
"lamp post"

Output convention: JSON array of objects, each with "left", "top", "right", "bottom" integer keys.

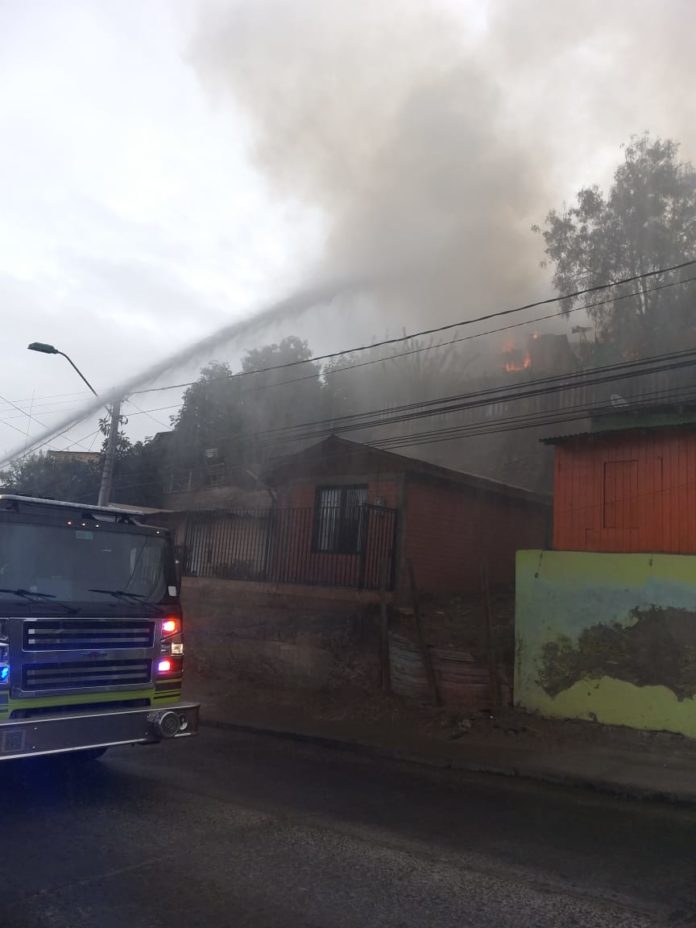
[{"left": 27, "top": 342, "right": 121, "bottom": 507}]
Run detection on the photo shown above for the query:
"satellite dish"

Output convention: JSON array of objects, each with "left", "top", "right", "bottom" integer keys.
[{"left": 610, "top": 393, "right": 629, "bottom": 408}]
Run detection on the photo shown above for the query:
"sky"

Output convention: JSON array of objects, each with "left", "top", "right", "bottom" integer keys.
[{"left": 1, "top": 0, "right": 696, "bottom": 459}]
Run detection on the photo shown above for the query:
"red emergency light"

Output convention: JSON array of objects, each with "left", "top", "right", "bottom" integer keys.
[{"left": 161, "top": 617, "right": 181, "bottom": 638}]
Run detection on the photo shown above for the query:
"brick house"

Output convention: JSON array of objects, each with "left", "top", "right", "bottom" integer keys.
[{"left": 175, "top": 435, "right": 550, "bottom": 596}]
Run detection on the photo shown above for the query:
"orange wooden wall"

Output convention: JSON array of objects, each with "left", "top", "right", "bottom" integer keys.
[{"left": 553, "top": 431, "right": 696, "bottom": 553}]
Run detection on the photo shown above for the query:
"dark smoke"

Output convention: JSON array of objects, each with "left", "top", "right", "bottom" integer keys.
[
  {"left": 191, "top": 0, "right": 696, "bottom": 336},
  {"left": 191, "top": 0, "right": 550, "bottom": 331}
]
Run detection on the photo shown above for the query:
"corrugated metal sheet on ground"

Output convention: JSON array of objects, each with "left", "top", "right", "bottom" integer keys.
[{"left": 389, "top": 633, "right": 491, "bottom": 708}]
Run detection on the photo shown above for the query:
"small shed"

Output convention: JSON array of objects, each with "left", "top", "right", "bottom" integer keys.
[
  {"left": 267, "top": 436, "right": 550, "bottom": 594},
  {"left": 545, "top": 407, "right": 696, "bottom": 553}
]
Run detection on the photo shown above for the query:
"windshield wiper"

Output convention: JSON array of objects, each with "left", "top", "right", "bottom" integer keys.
[
  {"left": 0, "top": 587, "right": 55, "bottom": 601},
  {"left": 89, "top": 588, "right": 143, "bottom": 601},
  {"left": 88, "top": 589, "right": 165, "bottom": 614},
  {"left": 0, "top": 588, "right": 78, "bottom": 614}
]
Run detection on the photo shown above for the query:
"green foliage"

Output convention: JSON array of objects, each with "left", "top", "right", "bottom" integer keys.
[
  {"left": 536, "top": 134, "right": 696, "bottom": 356},
  {"left": 165, "top": 337, "right": 324, "bottom": 485},
  {"left": 0, "top": 439, "right": 165, "bottom": 509},
  {"left": 239, "top": 337, "right": 324, "bottom": 469},
  {"left": 169, "top": 361, "right": 246, "bottom": 477},
  {"left": 0, "top": 337, "right": 326, "bottom": 508},
  {"left": 0, "top": 453, "right": 100, "bottom": 503}
]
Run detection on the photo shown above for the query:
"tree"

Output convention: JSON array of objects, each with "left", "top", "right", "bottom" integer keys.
[
  {"left": 535, "top": 134, "right": 696, "bottom": 357},
  {"left": 166, "top": 361, "right": 245, "bottom": 487},
  {"left": 239, "top": 337, "right": 323, "bottom": 468},
  {"left": 165, "top": 339, "right": 325, "bottom": 485},
  {"left": 0, "top": 453, "right": 100, "bottom": 502}
]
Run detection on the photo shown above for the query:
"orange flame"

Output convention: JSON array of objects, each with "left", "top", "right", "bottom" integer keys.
[
  {"left": 502, "top": 336, "right": 532, "bottom": 372},
  {"left": 504, "top": 354, "right": 531, "bottom": 373}
]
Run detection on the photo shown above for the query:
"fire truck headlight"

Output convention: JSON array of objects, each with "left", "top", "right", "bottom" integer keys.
[{"left": 0, "top": 665, "right": 10, "bottom": 684}]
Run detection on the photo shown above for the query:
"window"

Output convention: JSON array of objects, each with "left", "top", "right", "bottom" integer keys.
[
  {"left": 603, "top": 459, "right": 639, "bottom": 529},
  {"left": 0, "top": 522, "right": 169, "bottom": 604},
  {"left": 314, "top": 485, "right": 368, "bottom": 554},
  {"left": 204, "top": 448, "right": 226, "bottom": 487}
]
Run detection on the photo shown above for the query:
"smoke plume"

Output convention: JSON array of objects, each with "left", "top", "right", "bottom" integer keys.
[
  {"left": 191, "top": 0, "right": 550, "bottom": 329},
  {"left": 191, "top": 0, "right": 696, "bottom": 335}
]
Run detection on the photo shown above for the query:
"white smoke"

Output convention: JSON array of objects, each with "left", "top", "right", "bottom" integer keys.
[
  {"left": 191, "top": 0, "right": 696, "bottom": 331},
  {"left": 191, "top": 0, "right": 550, "bottom": 328}
]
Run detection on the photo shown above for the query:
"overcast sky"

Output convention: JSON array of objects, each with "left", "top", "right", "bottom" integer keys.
[
  {"left": 1, "top": 0, "right": 695, "bottom": 459},
  {"left": 0, "top": 0, "right": 323, "bottom": 457}
]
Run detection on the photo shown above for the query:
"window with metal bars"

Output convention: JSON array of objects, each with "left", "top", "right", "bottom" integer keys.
[{"left": 313, "top": 485, "right": 368, "bottom": 554}]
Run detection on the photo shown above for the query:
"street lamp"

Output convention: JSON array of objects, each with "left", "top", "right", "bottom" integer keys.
[
  {"left": 27, "top": 342, "right": 121, "bottom": 508},
  {"left": 27, "top": 342, "right": 99, "bottom": 397}
]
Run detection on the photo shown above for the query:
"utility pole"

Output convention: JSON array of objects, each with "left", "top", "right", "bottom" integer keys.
[
  {"left": 97, "top": 398, "right": 121, "bottom": 507},
  {"left": 28, "top": 342, "right": 122, "bottom": 508}
]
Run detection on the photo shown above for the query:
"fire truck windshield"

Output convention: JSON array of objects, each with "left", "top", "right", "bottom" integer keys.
[{"left": 0, "top": 522, "right": 170, "bottom": 605}]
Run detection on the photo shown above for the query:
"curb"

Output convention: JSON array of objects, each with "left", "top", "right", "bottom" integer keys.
[{"left": 199, "top": 717, "right": 696, "bottom": 806}]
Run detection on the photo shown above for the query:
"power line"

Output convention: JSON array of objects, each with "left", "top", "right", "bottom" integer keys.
[
  {"left": 15, "top": 341, "right": 696, "bottom": 476},
  {"left": 124, "top": 397, "right": 170, "bottom": 430},
  {"left": 130, "top": 259, "right": 696, "bottom": 397},
  {"left": 7, "top": 257, "right": 696, "bottom": 473},
  {"left": 81, "top": 381, "right": 696, "bottom": 502},
  {"left": 120, "top": 271, "right": 696, "bottom": 430},
  {"left": 0, "top": 394, "right": 95, "bottom": 456},
  {"left": 129, "top": 270, "right": 696, "bottom": 406},
  {"left": 95, "top": 350, "right": 696, "bottom": 500},
  {"left": 4, "top": 416, "right": 100, "bottom": 465},
  {"left": 0, "top": 391, "right": 51, "bottom": 436},
  {"left": 179, "top": 345, "right": 696, "bottom": 453},
  {"left": 371, "top": 383, "right": 696, "bottom": 452}
]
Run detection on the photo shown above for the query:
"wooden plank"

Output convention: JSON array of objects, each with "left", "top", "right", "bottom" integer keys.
[
  {"left": 379, "top": 558, "right": 391, "bottom": 693},
  {"left": 407, "top": 561, "right": 441, "bottom": 707},
  {"left": 480, "top": 562, "right": 500, "bottom": 709}
]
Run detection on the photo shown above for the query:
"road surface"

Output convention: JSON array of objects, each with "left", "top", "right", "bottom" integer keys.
[{"left": 2, "top": 726, "right": 695, "bottom": 927}]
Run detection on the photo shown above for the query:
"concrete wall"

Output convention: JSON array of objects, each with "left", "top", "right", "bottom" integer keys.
[{"left": 515, "top": 549, "right": 696, "bottom": 737}]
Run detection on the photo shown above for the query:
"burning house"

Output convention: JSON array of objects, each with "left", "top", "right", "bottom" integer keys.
[{"left": 502, "top": 333, "right": 578, "bottom": 376}]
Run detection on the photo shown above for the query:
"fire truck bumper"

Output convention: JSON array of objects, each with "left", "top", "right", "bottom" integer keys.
[{"left": 0, "top": 701, "right": 199, "bottom": 760}]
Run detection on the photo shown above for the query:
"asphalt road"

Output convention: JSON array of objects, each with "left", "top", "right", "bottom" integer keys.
[{"left": 2, "top": 726, "right": 696, "bottom": 928}]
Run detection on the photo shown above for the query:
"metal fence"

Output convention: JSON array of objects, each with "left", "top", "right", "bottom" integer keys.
[{"left": 182, "top": 505, "right": 398, "bottom": 591}]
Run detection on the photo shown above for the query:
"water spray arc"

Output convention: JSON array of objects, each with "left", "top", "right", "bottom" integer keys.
[{"left": 4, "top": 279, "right": 361, "bottom": 472}]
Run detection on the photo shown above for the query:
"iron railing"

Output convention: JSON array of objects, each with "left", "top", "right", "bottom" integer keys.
[{"left": 182, "top": 505, "right": 398, "bottom": 591}]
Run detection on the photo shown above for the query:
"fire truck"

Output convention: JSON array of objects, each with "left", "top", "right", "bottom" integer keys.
[{"left": 0, "top": 495, "right": 198, "bottom": 760}]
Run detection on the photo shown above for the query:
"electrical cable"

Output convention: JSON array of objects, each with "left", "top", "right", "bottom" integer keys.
[{"left": 129, "top": 261, "right": 696, "bottom": 397}]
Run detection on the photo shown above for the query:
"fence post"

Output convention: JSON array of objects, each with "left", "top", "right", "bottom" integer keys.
[
  {"left": 480, "top": 562, "right": 501, "bottom": 709},
  {"left": 261, "top": 507, "right": 275, "bottom": 583},
  {"left": 379, "top": 558, "right": 391, "bottom": 692},
  {"left": 357, "top": 504, "right": 369, "bottom": 590},
  {"left": 407, "top": 560, "right": 441, "bottom": 707}
]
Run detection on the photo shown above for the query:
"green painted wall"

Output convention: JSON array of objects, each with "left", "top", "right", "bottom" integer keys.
[{"left": 515, "top": 549, "right": 696, "bottom": 737}]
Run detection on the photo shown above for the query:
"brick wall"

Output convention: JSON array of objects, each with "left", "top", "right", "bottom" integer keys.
[{"left": 403, "top": 479, "right": 549, "bottom": 593}]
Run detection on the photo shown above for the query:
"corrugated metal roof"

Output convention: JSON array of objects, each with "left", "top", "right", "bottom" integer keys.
[{"left": 543, "top": 418, "right": 696, "bottom": 445}]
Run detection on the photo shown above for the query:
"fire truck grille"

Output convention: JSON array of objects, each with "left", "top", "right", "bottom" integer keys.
[
  {"left": 22, "top": 659, "right": 152, "bottom": 692},
  {"left": 24, "top": 620, "right": 155, "bottom": 651}
]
